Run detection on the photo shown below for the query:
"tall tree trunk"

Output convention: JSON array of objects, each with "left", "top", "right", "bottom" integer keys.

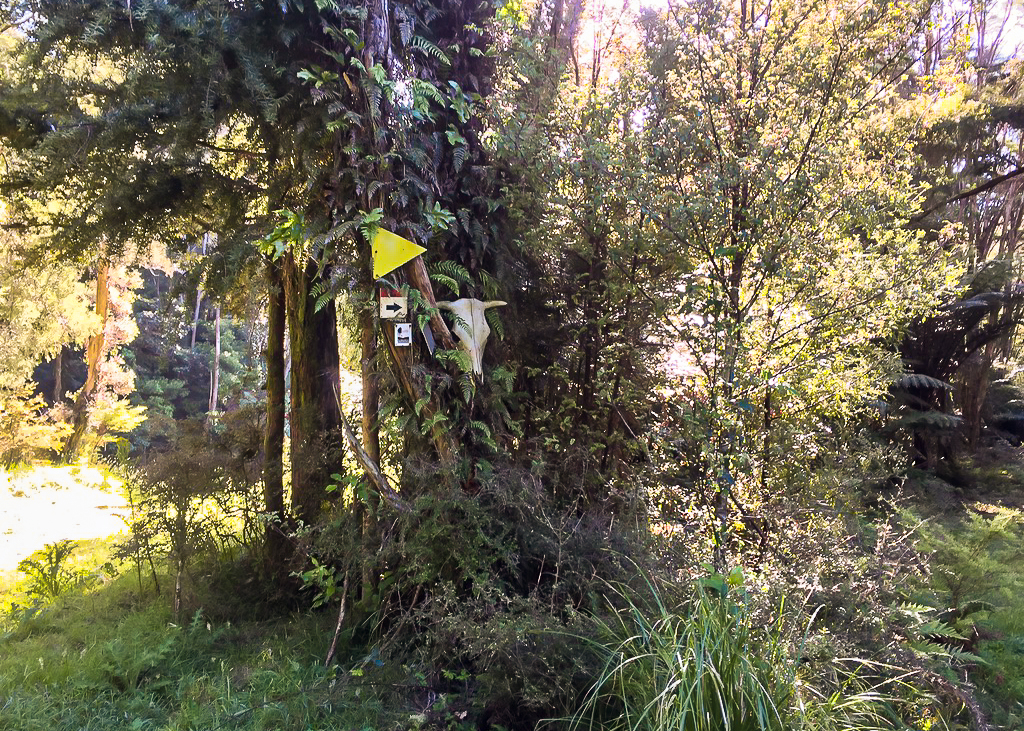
[
  {"left": 959, "top": 350, "right": 992, "bottom": 451},
  {"left": 359, "top": 306, "right": 380, "bottom": 591},
  {"left": 208, "top": 304, "right": 221, "bottom": 414},
  {"left": 283, "top": 251, "right": 344, "bottom": 525},
  {"left": 190, "top": 233, "right": 211, "bottom": 351},
  {"left": 52, "top": 346, "right": 64, "bottom": 403},
  {"left": 62, "top": 261, "right": 110, "bottom": 463},
  {"left": 264, "top": 257, "right": 288, "bottom": 570},
  {"left": 360, "top": 309, "right": 381, "bottom": 464},
  {"left": 190, "top": 290, "right": 203, "bottom": 351}
]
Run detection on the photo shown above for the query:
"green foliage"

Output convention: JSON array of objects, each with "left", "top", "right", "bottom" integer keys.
[
  {"left": 0, "top": 235, "right": 96, "bottom": 391},
  {"left": 567, "top": 575, "right": 906, "bottom": 731},
  {"left": 916, "top": 509, "right": 1024, "bottom": 610},
  {"left": 974, "top": 611, "right": 1024, "bottom": 728},
  {"left": 114, "top": 416, "right": 265, "bottom": 611},
  {"left": 429, "top": 260, "right": 474, "bottom": 298},
  {"left": 16, "top": 540, "right": 94, "bottom": 603},
  {"left": 0, "top": 385, "right": 68, "bottom": 466},
  {"left": 295, "top": 557, "right": 346, "bottom": 610},
  {"left": 0, "top": 579, "right": 389, "bottom": 731},
  {"left": 129, "top": 270, "right": 259, "bottom": 442}
]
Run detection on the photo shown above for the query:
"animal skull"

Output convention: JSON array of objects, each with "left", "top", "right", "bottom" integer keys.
[{"left": 436, "top": 298, "right": 507, "bottom": 376}]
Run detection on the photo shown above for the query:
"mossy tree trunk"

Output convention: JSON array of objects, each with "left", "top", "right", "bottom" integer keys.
[
  {"left": 283, "top": 251, "right": 343, "bottom": 526},
  {"left": 264, "top": 256, "right": 288, "bottom": 570}
]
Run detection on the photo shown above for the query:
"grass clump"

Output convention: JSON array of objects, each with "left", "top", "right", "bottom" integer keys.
[{"left": 566, "top": 571, "right": 907, "bottom": 731}]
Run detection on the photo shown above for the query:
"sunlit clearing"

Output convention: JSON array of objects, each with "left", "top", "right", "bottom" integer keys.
[{"left": 0, "top": 465, "right": 127, "bottom": 571}]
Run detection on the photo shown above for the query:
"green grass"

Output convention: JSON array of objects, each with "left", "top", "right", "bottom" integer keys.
[
  {"left": 0, "top": 527, "right": 430, "bottom": 731},
  {"left": 969, "top": 577, "right": 1024, "bottom": 728},
  {"left": 0, "top": 465, "right": 417, "bottom": 731},
  {"left": 0, "top": 570, "right": 416, "bottom": 731},
  {"left": 563, "top": 576, "right": 908, "bottom": 731}
]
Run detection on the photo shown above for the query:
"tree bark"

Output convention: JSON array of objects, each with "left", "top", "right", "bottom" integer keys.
[
  {"left": 190, "top": 233, "right": 211, "bottom": 351},
  {"left": 405, "top": 257, "right": 455, "bottom": 350},
  {"left": 958, "top": 351, "right": 992, "bottom": 451},
  {"left": 263, "top": 257, "right": 288, "bottom": 570},
  {"left": 382, "top": 319, "right": 456, "bottom": 466},
  {"left": 208, "top": 304, "right": 221, "bottom": 414},
  {"left": 52, "top": 346, "right": 64, "bottom": 404},
  {"left": 358, "top": 306, "right": 380, "bottom": 590},
  {"left": 283, "top": 251, "right": 344, "bottom": 525},
  {"left": 62, "top": 261, "right": 110, "bottom": 463},
  {"left": 361, "top": 309, "right": 381, "bottom": 464}
]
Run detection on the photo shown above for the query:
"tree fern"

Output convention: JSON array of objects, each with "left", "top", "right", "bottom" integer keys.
[
  {"left": 893, "top": 373, "right": 953, "bottom": 391},
  {"left": 891, "top": 410, "right": 963, "bottom": 431},
  {"left": 963, "top": 258, "right": 1011, "bottom": 297}
]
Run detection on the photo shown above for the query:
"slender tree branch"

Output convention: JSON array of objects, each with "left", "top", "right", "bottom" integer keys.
[
  {"left": 911, "top": 166, "right": 1024, "bottom": 223},
  {"left": 196, "top": 141, "right": 267, "bottom": 159},
  {"left": 337, "top": 406, "right": 411, "bottom": 514},
  {"left": 324, "top": 572, "right": 349, "bottom": 666}
]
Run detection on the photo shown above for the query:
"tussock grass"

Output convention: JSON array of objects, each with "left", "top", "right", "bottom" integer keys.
[{"left": 564, "top": 576, "right": 909, "bottom": 731}]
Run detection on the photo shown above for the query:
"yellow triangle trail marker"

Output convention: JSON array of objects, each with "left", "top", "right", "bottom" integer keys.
[{"left": 372, "top": 228, "right": 427, "bottom": 280}]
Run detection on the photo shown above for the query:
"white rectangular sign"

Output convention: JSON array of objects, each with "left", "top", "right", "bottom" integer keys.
[
  {"left": 394, "top": 322, "right": 413, "bottom": 347},
  {"left": 380, "top": 296, "right": 408, "bottom": 319}
]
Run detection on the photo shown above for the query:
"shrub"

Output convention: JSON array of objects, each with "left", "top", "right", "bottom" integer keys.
[
  {"left": 17, "top": 540, "right": 94, "bottom": 602},
  {"left": 915, "top": 508, "right": 1024, "bottom": 610}
]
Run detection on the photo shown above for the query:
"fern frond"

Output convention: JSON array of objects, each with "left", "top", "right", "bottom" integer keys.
[
  {"left": 430, "top": 273, "right": 460, "bottom": 296},
  {"left": 420, "top": 412, "right": 449, "bottom": 435},
  {"left": 892, "top": 410, "right": 962, "bottom": 431},
  {"left": 411, "top": 35, "right": 450, "bottom": 66},
  {"left": 917, "top": 620, "right": 967, "bottom": 641},
  {"left": 310, "top": 218, "right": 359, "bottom": 254},
  {"left": 367, "top": 180, "right": 389, "bottom": 202},
  {"left": 964, "top": 258, "right": 1011, "bottom": 296},
  {"left": 412, "top": 79, "right": 446, "bottom": 107},
  {"left": 469, "top": 420, "right": 491, "bottom": 438},
  {"left": 461, "top": 373, "right": 475, "bottom": 403},
  {"left": 894, "top": 373, "right": 954, "bottom": 391},
  {"left": 485, "top": 306, "right": 504, "bottom": 340},
  {"left": 478, "top": 269, "right": 499, "bottom": 300},
  {"left": 453, "top": 145, "right": 467, "bottom": 172},
  {"left": 431, "top": 259, "right": 473, "bottom": 285},
  {"left": 436, "top": 348, "right": 472, "bottom": 374}
]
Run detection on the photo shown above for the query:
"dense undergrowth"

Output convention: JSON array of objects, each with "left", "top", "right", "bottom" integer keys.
[{"left": 2, "top": 459, "right": 1024, "bottom": 731}]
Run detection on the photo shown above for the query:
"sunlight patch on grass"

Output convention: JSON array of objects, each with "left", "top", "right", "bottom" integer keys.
[{"left": 0, "top": 464, "right": 128, "bottom": 571}]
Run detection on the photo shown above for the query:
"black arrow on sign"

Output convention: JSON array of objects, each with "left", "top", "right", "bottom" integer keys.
[{"left": 384, "top": 303, "right": 403, "bottom": 313}]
